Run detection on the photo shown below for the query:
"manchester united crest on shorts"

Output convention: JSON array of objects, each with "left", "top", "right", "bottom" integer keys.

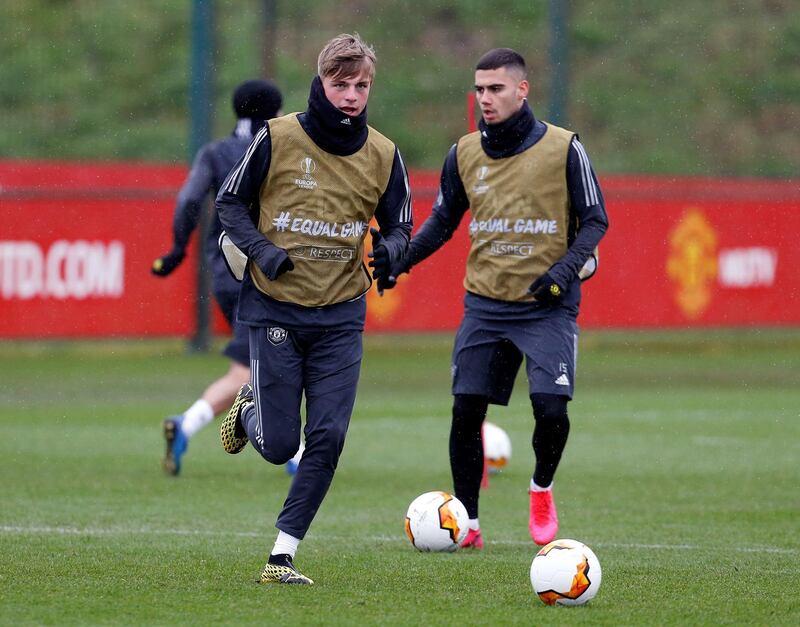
[{"left": 267, "top": 327, "right": 287, "bottom": 346}]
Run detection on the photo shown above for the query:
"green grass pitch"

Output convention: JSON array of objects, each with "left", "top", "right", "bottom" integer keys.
[{"left": 1, "top": 330, "right": 799, "bottom": 625}]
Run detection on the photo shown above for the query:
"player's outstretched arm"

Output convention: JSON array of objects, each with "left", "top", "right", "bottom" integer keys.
[
  {"left": 151, "top": 146, "right": 215, "bottom": 277},
  {"left": 399, "top": 144, "right": 470, "bottom": 281}
]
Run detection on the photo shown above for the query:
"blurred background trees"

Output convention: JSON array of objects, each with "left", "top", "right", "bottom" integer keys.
[{"left": 1, "top": 0, "right": 798, "bottom": 176}]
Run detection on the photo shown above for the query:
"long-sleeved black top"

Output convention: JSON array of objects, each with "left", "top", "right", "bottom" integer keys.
[
  {"left": 216, "top": 79, "right": 413, "bottom": 330},
  {"left": 408, "top": 101, "right": 608, "bottom": 319}
]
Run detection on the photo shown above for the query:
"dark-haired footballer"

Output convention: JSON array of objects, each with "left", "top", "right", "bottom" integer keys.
[
  {"left": 385, "top": 48, "right": 608, "bottom": 549},
  {"left": 216, "top": 33, "right": 412, "bottom": 585},
  {"left": 152, "top": 79, "right": 283, "bottom": 476}
]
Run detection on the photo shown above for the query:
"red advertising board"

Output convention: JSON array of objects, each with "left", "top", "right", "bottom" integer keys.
[
  {"left": 1, "top": 160, "right": 799, "bottom": 339},
  {"left": 0, "top": 160, "right": 196, "bottom": 337},
  {"left": 366, "top": 174, "right": 800, "bottom": 330},
  {"left": 578, "top": 177, "right": 800, "bottom": 327}
]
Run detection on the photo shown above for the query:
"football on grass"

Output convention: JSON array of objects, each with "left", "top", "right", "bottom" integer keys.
[
  {"left": 483, "top": 421, "right": 511, "bottom": 474},
  {"left": 530, "top": 539, "right": 602, "bottom": 606},
  {"left": 405, "top": 491, "right": 468, "bottom": 552}
]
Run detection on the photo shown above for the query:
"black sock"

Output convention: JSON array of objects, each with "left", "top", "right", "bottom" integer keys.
[
  {"left": 531, "top": 394, "right": 570, "bottom": 488},
  {"left": 268, "top": 553, "right": 293, "bottom": 566},
  {"left": 450, "top": 394, "right": 489, "bottom": 519}
]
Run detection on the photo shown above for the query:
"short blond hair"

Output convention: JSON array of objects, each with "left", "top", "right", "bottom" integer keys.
[{"left": 317, "top": 33, "right": 376, "bottom": 80}]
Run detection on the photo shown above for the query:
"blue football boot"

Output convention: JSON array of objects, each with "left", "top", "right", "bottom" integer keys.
[
  {"left": 285, "top": 441, "right": 304, "bottom": 476},
  {"left": 162, "top": 415, "right": 188, "bottom": 476}
]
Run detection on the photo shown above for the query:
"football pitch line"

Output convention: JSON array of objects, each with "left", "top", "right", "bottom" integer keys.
[{"left": 1, "top": 524, "right": 797, "bottom": 555}]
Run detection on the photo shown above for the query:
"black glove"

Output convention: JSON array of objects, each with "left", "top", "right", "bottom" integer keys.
[
  {"left": 388, "top": 253, "right": 411, "bottom": 283},
  {"left": 273, "top": 255, "right": 294, "bottom": 279},
  {"left": 151, "top": 248, "right": 185, "bottom": 277},
  {"left": 367, "top": 227, "right": 393, "bottom": 294},
  {"left": 529, "top": 271, "right": 564, "bottom": 307}
]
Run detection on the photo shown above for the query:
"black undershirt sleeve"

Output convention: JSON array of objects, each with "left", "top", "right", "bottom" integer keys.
[
  {"left": 373, "top": 148, "right": 414, "bottom": 263},
  {"left": 546, "top": 139, "right": 609, "bottom": 287},
  {"left": 215, "top": 127, "right": 291, "bottom": 280},
  {"left": 408, "top": 144, "right": 470, "bottom": 267}
]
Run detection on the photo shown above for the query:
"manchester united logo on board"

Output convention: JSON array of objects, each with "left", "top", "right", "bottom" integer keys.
[{"left": 666, "top": 208, "right": 717, "bottom": 319}]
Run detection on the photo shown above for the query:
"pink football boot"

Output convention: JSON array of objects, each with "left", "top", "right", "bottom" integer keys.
[
  {"left": 460, "top": 528, "right": 484, "bottom": 550},
  {"left": 529, "top": 488, "right": 558, "bottom": 545}
]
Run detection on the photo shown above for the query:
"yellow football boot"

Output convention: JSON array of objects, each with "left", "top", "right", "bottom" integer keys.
[
  {"left": 259, "top": 555, "right": 314, "bottom": 585},
  {"left": 220, "top": 383, "right": 253, "bottom": 454}
]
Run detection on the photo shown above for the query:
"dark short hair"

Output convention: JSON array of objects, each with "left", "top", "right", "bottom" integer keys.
[
  {"left": 475, "top": 48, "right": 527, "bottom": 76},
  {"left": 232, "top": 79, "right": 283, "bottom": 119}
]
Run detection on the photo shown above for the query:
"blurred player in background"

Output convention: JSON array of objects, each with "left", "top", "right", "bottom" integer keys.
[
  {"left": 216, "top": 33, "right": 412, "bottom": 585},
  {"left": 152, "top": 79, "right": 283, "bottom": 476},
  {"left": 385, "top": 48, "right": 608, "bottom": 549}
]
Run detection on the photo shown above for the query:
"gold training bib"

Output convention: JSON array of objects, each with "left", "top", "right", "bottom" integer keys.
[
  {"left": 250, "top": 114, "right": 396, "bottom": 306},
  {"left": 457, "top": 122, "right": 574, "bottom": 302}
]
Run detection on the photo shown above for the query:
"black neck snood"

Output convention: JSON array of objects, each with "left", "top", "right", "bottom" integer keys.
[
  {"left": 479, "top": 100, "right": 535, "bottom": 159},
  {"left": 300, "top": 76, "right": 369, "bottom": 156}
]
